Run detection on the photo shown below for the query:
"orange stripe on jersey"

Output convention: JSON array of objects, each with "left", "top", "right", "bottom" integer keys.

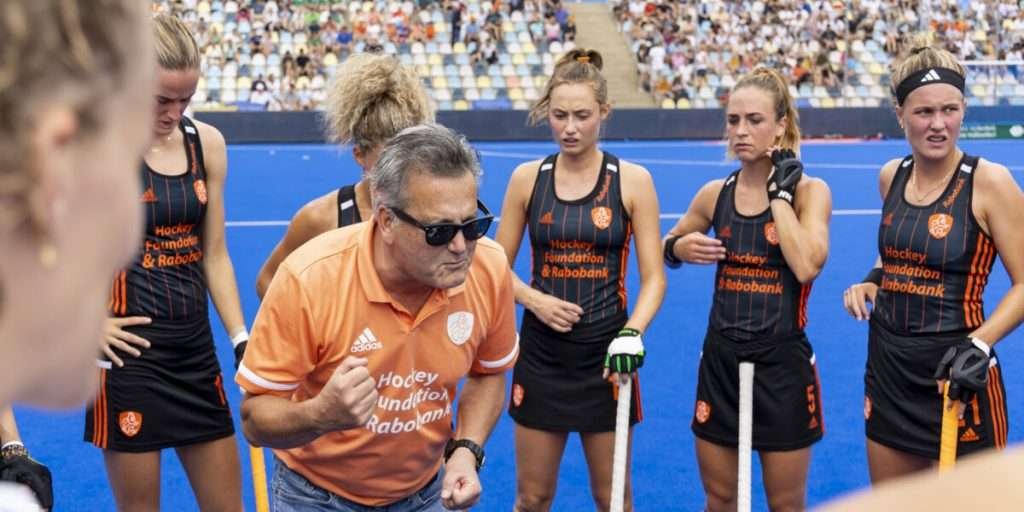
[
  {"left": 188, "top": 140, "right": 199, "bottom": 175},
  {"left": 813, "top": 362, "right": 825, "bottom": 435},
  {"left": 974, "top": 237, "right": 995, "bottom": 326},
  {"left": 797, "top": 283, "right": 812, "bottom": 329},
  {"left": 215, "top": 374, "right": 227, "bottom": 406},
  {"left": 94, "top": 368, "right": 108, "bottom": 448},
  {"left": 107, "top": 277, "right": 117, "bottom": 313},
  {"left": 963, "top": 236, "right": 989, "bottom": 328},
  {"left": 616, "top": 223, "right": 632, "bottom": 309},
  {"left": 119, "top": 271, "right": 128, "bottom": 316},
  {"left": 987, "top": 365, "right": 1007, "bottom": 449},
  {"left": 91, "top": 370, "right": 101, "bottom": 446}
]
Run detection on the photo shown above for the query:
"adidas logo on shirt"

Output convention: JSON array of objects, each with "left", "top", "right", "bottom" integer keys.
[
  {"left": 351, "top": 328, "right": 382, "bottom": 353},
  {"left": 959, "top": 427, "right": 980, "bottom": 442},
  {"left": 920, "top": 69, "right": 941, "bottom": 83},
  {"left": 141, "top": 187, "right": 158, "bottom": 203}
]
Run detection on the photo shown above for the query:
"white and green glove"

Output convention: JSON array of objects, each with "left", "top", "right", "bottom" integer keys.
[{"left": 604, "top": 328, "right": 645, "bottom": 374}]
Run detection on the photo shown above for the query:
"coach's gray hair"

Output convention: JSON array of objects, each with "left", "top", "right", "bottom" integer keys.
[{"left": 370, "top": 123, "right": 481, "bottom": 210}]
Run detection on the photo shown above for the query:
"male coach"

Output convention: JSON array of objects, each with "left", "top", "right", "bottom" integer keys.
[{"left": 237, "top": 124, "right": 519, "bottom": 511}]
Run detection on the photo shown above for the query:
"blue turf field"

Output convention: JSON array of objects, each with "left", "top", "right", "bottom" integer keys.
[{"left": 14, "top": 139, "right": 1024, "bottom": 510}]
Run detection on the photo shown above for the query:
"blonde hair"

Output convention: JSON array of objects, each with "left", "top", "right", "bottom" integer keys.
[
  {"left": 323, "top": 53, "right": 434, "bottom": 151},
  {"left": 890, "top": 33, "right": 965, "bottom": 107},
  {"left": 153, "top": 13, "right": 200, "bottom": 71},
  {"left": 528, "top": 48, "right": 608, "bottom": 126},
  {"left": 731, "top": 67, "right": 802, "bottom": 155},
  {"left": 0, "top": 0, "right": 146, "bottom": 238}
]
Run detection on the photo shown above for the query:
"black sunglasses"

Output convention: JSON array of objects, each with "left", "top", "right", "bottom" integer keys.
[{"left": 390, "top": 200, "right": 494, "bottom": 246}]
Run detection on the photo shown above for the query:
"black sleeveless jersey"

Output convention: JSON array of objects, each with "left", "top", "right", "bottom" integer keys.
[
  {"left": 874, "top": 154, "right": 996, "bottom": 335},
  {"left": 336, "top": 183, "right": 362, "bottom": 227},
  {"left": 708, "top": 171, "right": 811, "bottom": 341},
  {"left": 109, "top": 118, "right": 209, "bottom": 321},
  {"left": 527, "top": 152, "right": 631, "bottom": 324}
]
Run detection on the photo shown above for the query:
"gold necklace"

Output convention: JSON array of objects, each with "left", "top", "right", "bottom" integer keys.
[{"left": 909, "top": 165, "right": 957, "bottom": 203}]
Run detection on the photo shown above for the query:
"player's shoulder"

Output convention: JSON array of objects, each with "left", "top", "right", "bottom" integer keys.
[
  {"left": 189, "top": 117, "right": 226, "bottom": 150},
  {"left": 880, "top": 157, "right": 906, "bottom": 180},
  {"left": 698, "top": 177, "right": 728, "bottom": 199},
  {"left": 614, "top": 156, "right": 651, "bottom": 176},
  {"left": 511, "top": 159, "right": 544, "bottom": 180},
  {"left": 292, "top": 190, "right": 342, "bottom": 232},
  {"left": 974, "top": 157, "right": 1014, "bottom": 188}
]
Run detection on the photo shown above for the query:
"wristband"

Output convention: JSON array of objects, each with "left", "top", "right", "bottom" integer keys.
[
  {"left": 663, "top": 235, "right": 683, "bottom": 267},
  {"left": 970, "top": 337, "right": 991, "bottom": 356},
  {"left": 230, "top": 328, "right": 249, "bottom": 347},
  {"left": 1, "top": 441, "right": 27, "bottom": 459}
]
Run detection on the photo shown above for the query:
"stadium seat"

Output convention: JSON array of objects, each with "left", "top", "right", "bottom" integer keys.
[{"left": 661, "top": 98, "right": 676, "bottom": 109}]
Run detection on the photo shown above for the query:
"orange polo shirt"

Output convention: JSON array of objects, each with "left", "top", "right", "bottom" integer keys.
[{"left": 237, "top": 220, "right": 518, "bottom": 506}]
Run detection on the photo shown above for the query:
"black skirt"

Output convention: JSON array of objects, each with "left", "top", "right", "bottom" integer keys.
[
  {"left": 85, "top": 315, "right": 234, "bottom": 452},
  {"left": 508, "top": 310, "right": 642, "bottom": 432}
]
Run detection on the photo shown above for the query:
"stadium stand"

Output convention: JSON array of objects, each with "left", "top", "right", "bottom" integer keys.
[
  {"left": 612, "top": 0, "right": 1024, "bottom": 109},
  {"left": 152, "top": 0, "right": 576, "bottom": 111},
  {"left": 152, "top": 0, "right": 1024, "bottom": 110}
]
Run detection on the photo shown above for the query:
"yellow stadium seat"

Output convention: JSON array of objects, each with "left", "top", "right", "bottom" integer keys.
[
  {"left": 454, "top": 100, "right": 470, "bottom": 111},
  {"left": 661, "top": 98, "right": 676, "bottom": 109},
  {"left": 676, "top": 98, "right": 691, "bottom": 109}
]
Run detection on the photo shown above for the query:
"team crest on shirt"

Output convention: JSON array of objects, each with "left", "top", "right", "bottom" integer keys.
[
  {"left": 193, "top": 179, "right": 208, "bottom": 205},
  {"left": 118, "top": 411, "right": 143, "bottom": 437},
  {"left": 881, "top": 212, "right": 894, "bottom": 227},
  {"left": 764, "top": 222, "right": 779, "bottom": 245},
  {"left": 928, "top": 213, "right": 954, "bottom": 240},
  {"left": 695, "top": 400, "right": 711, "bottom": 424},
  {"left": 717, "top": 226, "right": 732, "bottom": 239},
  {"left": 864, "top": 396, "right": 872, "bottom": 420},
  {"left": 591, "top": 206, "right": 613, "bottom": 230},
  {"left": 447, "top": 311, "right": 474, "bottom": 346},
  {"left": 512, "top": 384, "right": 525, "bottom": 407}
]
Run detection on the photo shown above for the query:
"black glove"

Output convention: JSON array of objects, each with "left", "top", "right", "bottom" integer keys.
[
  {"left": 767, "top": 149, "right": 803, "bottom": 205},
  {"left": 234, "top": 340, "right": 248, "bottom": 370},
  {"left": 0, "top": 446, "right": 53, "bottom": 510},
  {"left": 933, "top": 337, "right": 991, "bottom": 404}
]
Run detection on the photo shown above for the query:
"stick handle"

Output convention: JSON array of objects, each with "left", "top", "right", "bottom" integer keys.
[
  {"left": 249, "top": 444, "right": 271, "bottom": 512},
  {"left": 240, "top": 387, "right": 271, "bottom": 512},
  {"left": 610, "top": 375, "right": 632, "bottom": 512},
  {"left": 738, "top": 362, "right": 755, "bottom": 512},
  {"left": 939, "top": 381, "right": 959, "bottom": 471}
]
